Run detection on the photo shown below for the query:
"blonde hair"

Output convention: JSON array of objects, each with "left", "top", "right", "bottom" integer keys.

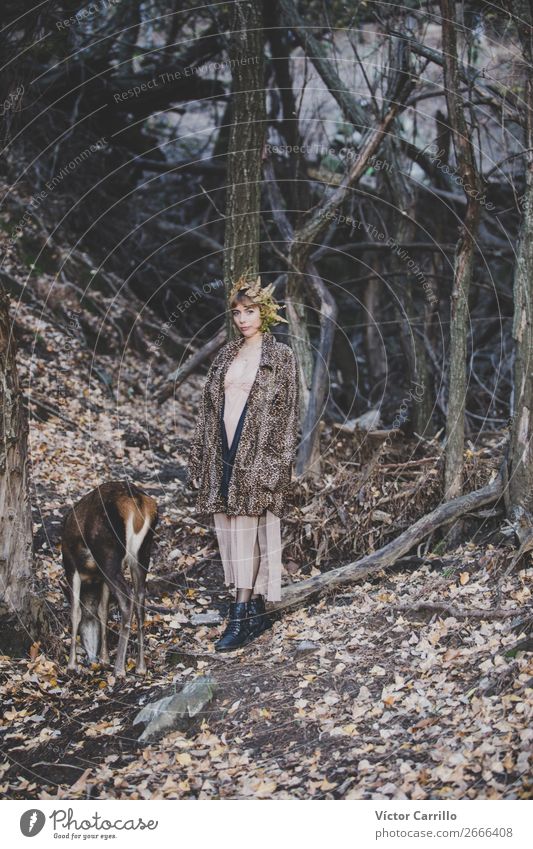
[{"left": 228, "top": 273, "right": 288, "bottom": 332}]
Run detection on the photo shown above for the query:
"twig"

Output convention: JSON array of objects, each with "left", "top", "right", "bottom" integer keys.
[
  {"left": 33, "top": 762, "right": 86, "bottom": 770},
  {"left": 379, "top": 457, "right": 440, "bottom": 470}
]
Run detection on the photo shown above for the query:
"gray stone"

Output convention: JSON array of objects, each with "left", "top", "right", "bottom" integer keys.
[
  {"left": 295, "top": 640, "right": 319, "bottom": 654},
  {"left": 191, "top": 612, "right": 222, "bottom": 625},
  {"left": 133, "top": 676, "right": 216, "bottom": 741}
]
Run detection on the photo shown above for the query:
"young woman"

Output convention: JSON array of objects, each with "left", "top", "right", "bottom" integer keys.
[{"left": 187, "top": 276, "right": 299, "bottom": 651}]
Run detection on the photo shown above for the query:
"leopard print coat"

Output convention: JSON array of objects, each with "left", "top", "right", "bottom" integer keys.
[{"left": 186, "top": 330, "right": 299, "bottom": 519}]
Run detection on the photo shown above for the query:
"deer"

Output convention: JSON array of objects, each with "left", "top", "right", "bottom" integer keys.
[{"left": 61, "top": 480, "right": 158, "bottom": 678}]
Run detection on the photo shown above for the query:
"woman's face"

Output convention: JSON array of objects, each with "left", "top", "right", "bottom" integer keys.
[{"left": 231, "top": 298, "right": 262, "bottom": 339}]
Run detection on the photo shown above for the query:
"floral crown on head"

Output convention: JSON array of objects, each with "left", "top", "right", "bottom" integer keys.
[{"left": 229, "top": 273, "right": 289, "bottom": 332}]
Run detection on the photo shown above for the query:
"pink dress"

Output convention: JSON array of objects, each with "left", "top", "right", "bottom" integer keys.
[{"left": 223, "top": 359, "right": 259, "bottom": 448}]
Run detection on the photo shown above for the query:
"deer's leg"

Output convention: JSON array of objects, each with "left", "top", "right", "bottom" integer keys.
[
  {"left": 129, "top": 533, "right": 152, "bottom": 675},
  {"left": 97, "top": 581, "right": 111, "bottom": 664},
  {"left": 105, "top": 560, "right": 133, "bottom": 679},
  {"left": 67, "top": 570, "right": 82, "bottom": 671}
]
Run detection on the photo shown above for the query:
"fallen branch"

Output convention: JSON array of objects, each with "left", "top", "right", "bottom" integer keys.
[
  {"left": 28, "top": 395, "right": 93, "bottom": 438},
  {"left": 157, "top": 327, "right": 226, "bottom": 403},
  {"left": 275, "top": 472, "right": 504, "bottom": 610},
  {"left": 394, "top": 601, "right": 522, "bottom": 620}
]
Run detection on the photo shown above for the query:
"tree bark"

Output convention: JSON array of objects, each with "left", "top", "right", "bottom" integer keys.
[
  {"left": 363, "top": 270, "right": 387, "bottom": 388},
  {"left": 440, "top": 0, "right": 482, "bottom": 501},
  {"left": 507, "top": 1, "right": 533, "bottom": 539},
  {"left": 0, "top": 287, "right": 33, "bottom": 621},
  {"left": 223, "top": 0, "right": 266, "bottom": 339},
  {"left": 386, "top": 137, "right": 435, "bottom": 438}
]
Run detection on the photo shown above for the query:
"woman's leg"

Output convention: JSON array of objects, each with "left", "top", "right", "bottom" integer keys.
[
  {"left": 252, "top": 510, "right": 282, "bottom": 602},
  {"left": 213, "top": 512, "right": 235, "bottom": 595},
  {"left": 215, "top": 515, "right": 259, "bottom": 651},
  {"left": 247, "top": 517, "right": 273, "bottom": 637},
  {"left": 237, "top": 534, "right": 261, "bottom": 602}
]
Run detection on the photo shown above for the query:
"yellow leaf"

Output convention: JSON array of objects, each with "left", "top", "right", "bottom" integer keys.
[
  {"left": 69, "top": 768, "right": 92, "bottom": 795},
  {"left": 503, "top": 753, "right": 514, "bottom": 771},
  {"left": 460, "top": 572, "right": 470, "bottom": 585},
  {"left": 176, "top": 753, "right": 192, "bottom": 766},
  {"left": 251, "top": 779, "right": 277, "bottom": 797},
  {"left": 161, "top": 776, "right": 179, "bottom": 792}
]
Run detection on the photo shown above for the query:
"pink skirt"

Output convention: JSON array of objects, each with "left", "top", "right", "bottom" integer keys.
[{"left": 212, "top": 509, "right": 282, "bottom": 602}]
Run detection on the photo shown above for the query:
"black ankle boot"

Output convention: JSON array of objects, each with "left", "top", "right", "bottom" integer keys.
[
  {"left": 247, "top": 596, "right": 272, "bottom": 640},
  {"left": 215, "top": 601, "right": 251, "bottom": 652}
]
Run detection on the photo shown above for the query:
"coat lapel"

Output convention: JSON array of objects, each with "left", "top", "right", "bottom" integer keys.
[
  {"left": 212, "top": 332, "right": 275, "bottom": 396},
  {"left": 221, "top": 330, "right": 275, "bottom": 372}
]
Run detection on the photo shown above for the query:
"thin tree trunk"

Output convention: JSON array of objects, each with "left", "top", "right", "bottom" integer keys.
[
  {"left": 440, "top": 0, "right": 482, "bottom": 501},
  {"left": 223, "top": 0, "right": 266, "bottom": 339},
  {"left": 387, "top": 140, "right": 435, "bottom": 438},
  {"left": 363, "top": 271, "right": 387, "bottom": 389},
  {"left": 297, "top": 261, "right": 337, "bottom": 478},
  {"left": 0, "top": 287, "right": 33, "bottom": 621},
  {"left": 508, "top": 0, "right": 533, "bottom": 539}
]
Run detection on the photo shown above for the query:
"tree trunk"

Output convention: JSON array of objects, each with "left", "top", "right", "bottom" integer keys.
[
  {"left": 0, "top": 287, "right": 33, "bottom": 622},
  {"left": 363, "top": 270, "right": 386, "bottom": 389},
  {"left": 296, "top": 261, "right": 337, "bottom": 478},
  {"left": 507, "top": 0, "right": 533, "bottom": 537},
  {"left": 386, "top": 138, "right": 435, "bottom": 437},
  {"left": 223, "top": 0, "right": 266, "bottom": 339},
  {"left": 440, "top": 0, "right": 482, "bottom": 501}
]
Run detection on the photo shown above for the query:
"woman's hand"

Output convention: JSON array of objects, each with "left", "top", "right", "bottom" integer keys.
[{"left": 190, "top": 476, "right": 200, "bottom": 490}]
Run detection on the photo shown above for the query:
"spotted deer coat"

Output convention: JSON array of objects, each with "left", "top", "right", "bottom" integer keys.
[{"left": 186, "top": 331, "right": 299, "bottom": 519}]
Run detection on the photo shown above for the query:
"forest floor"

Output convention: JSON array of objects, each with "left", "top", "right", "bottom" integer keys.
[{"left": 0, "top": 240, "right": 532, "bottom": 800}]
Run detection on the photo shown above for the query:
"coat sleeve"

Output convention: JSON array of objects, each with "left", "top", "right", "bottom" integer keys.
[
  {"left": 186, "top": 358, "right": 218, "bottom": 486},
  {"left": 264, "top": 348, "right": 300, "bottom": 493}
]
